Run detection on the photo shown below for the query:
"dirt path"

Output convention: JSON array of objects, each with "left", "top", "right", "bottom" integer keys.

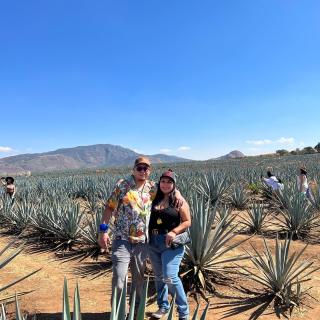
[{"left": 1, "top": 233, "right": 320, "bottom": 320}]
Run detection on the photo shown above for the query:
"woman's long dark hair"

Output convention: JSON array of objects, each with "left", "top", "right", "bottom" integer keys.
[
  {"left": 152, "top": 182, "right": 176, "bottom": 209},
  {"left": 300, "top": 168, "right": 307, "bottom": 176}
]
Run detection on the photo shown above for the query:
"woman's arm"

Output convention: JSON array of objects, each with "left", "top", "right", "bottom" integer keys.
[
  {"left": 165, "top": 196, "right": 191, "bottom": 247},
  {"left": 172, "top": 198, "right": 191, "bottom": 235}
]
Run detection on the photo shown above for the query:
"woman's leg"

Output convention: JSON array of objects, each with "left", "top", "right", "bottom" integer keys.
[
  {"left": 148, "top": 242, "right": 170, "bottom": 312},
  {"left": 162, "top": 246, "right": 189, "bottom": 319}
]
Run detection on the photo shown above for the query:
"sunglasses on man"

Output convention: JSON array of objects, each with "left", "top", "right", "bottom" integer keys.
[{"left": 135, "top": 165, "right": 150, "bottom": 172}]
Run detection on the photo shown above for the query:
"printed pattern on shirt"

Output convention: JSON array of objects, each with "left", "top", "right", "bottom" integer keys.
[{"left": 107, "top": 175, "right": 157, "bottom": 242}]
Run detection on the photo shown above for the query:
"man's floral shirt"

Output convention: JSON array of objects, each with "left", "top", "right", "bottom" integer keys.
[{"left": 107, "top": 175, "right": 157, "bottom": 242}]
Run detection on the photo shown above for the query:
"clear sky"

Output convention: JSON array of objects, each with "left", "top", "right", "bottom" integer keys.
[{"left": 1, "top": 1, "right": 320, "bottom": 160}]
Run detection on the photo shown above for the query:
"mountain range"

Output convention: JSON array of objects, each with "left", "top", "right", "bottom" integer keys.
[
  {"left": 0, "top": 144, "right": 246, "bottom": 175},
  {"left": 0, "top": 144, "right": 191, "bottom": 174}
]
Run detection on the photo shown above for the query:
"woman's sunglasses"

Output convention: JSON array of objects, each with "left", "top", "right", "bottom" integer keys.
[{"left": 136, "top": 165, "right": 149, "bottom": 172}]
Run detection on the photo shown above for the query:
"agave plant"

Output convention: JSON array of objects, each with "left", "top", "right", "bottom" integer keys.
[
  {"left": 0, "top": 196, "right": 14, "bottom": 227},
  {"left": 31, "top": 201, "right": 84, "bottom": 250},
  {"left": 273, "top": 185, "right": 319, "bottom": 239},
  {"left": 181, "top": 194, "right": 248, "bottom": 292},
  {"left": 241, "top": 237, "right": 319, "bottom": 308},
  {"left": 7, "top": 199, "right": 36, "bottom": 234},
  {"left": 242, "top": 203, "right": 268, "bottom": 234},
  {"left": 229, "top": 184, "right": 250, "bottom": 210},
  {"left": 194, "top": 172, "right": 230, "bottom": 207},
  {"left": 308, "top": 179, "right": 320, "bottom": 210}
]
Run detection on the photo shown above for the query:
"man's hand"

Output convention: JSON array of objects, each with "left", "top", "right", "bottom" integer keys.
[
  {"left": 98, "top": 233, "right": 111, "bottom": 249},
  {"left": 165, "top": 231, "right": 176, "bottom": 247},
  {"left": 174, "top": 190, "right": 184, "bottom": 210}
]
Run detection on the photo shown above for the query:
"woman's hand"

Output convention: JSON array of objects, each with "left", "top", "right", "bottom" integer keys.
[{"left": 165, "top": 231, "right": 177, "bottom": 247}]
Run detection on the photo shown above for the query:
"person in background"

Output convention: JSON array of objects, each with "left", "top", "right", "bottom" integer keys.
[
  {"left": 297, "top": 166, "right": 313, "bottom": 199},
  {"left": 277, "top": 178, "right": 284, "bottom": 191},
  {"left": 149, "top": 169, "right": 191, "bottom": 320},
  {"left": 1, "top": 176, "right": 16, "bottom": 203},
  {"left": 297, "top": 166, "right": 308, "bottom": 194},
  {"left": 261, "top": 170, "right": 281, "bottom": 191}
]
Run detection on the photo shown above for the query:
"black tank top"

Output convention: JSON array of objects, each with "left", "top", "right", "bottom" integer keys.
[{"left": 149, "top": 206, "right": 180, "bottom": 232}]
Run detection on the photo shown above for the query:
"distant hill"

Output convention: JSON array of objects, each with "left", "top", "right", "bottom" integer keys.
[
  {"left": 215, "top": 150, "right": 245, "bottom": 160},
  {"left": 0, "top": 144, "right": 191, "bottom": 174}
]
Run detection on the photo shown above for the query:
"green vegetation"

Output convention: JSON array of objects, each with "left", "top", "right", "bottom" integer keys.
[{"left": 1, "top": 152, "right": 320, "bottom": 318}]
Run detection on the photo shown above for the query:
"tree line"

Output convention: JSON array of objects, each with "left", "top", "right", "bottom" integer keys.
[{"left": 276, "top": 142, "right": 320, "bottom": 156}]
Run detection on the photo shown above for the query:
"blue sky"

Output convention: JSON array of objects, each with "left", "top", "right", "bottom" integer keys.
[{"left": 1, "top": 1, "right": 320, "bottom": 160}]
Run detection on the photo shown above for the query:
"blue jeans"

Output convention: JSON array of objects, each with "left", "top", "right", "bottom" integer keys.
[{"left": 148, "top": 234, "right": 189, "bottom": 319}]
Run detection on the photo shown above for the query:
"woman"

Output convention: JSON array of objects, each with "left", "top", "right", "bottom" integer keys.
[
  {"left": 297, "top": 166, "right": 309, "bottom": 194},
  {"left": 148, "top": 169, "right": 191, "bottom": 320},
  {"left": 1, "top": 176, "right": 16, "bottom": 203}
]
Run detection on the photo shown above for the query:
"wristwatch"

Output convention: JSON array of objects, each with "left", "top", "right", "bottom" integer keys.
[{"left": 99, "top": 223, "right": 109, "bottom": 233}]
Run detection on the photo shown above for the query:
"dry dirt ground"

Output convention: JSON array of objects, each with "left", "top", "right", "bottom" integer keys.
[{"left": 1, "top": 230, "right": 320, "bottom": 320}]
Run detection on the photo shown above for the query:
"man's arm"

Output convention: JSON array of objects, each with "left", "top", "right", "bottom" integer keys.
[{"left": 98, "top": 205, "right": 113, "bottom": 249}]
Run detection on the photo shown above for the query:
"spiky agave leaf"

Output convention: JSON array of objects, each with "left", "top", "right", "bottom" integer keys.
[
  {"left": 63, "top": 277, "right": 71, "bottom": 320},
  {"left": 0, "top": 241, "right": 40, "bottom": 298},
  {"left": 116, "top": 277, "right": 127, "bottom": 320},
  {"left": 136, "top": 277, "right": 149, "bottom": 320},
  {"left": 110, "top": 287, "right": 118, "bottom": 320},
  {"left": 0, "top": 303, "right": 6, "bottom": 320},
  {"left": 127, "top": 289, "right": 136, "bottom": 320},
  {"left": 199, "top": 302, "right": 210, "bottom": 320},
  {"left": 15, "top": 293, "right": 23, "bottom": 320},
  {"left": 73, "top": 283, "right": 81, "bottom": 320},
  {"left": 166, "top": 295, "right": 175, "bottom": 320}
]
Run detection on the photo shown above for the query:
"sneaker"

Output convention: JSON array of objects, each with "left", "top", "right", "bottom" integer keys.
[{"left": 151, "top": 308, "right": 169, "bottom": 319}]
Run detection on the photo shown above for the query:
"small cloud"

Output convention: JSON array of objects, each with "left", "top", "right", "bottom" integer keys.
[
  {"left": 160, "top": 148, "right": 172, "bottom": 154},
  {"left": 299, "top": 141, "right": 305, "bottom": 147},
  {"left": 246, "top": 139, "right": 272, "bottom": 146},
  {"left": 277, "top": 137, "right": 295, "bottom": 145},
  {"left": 0, "top": 146, "right": 13, "bottom": 153},
  {"left": 177, "top": 146, "right": 191, "bottom": 151},
  {"left": 131, "top": 147, "right": 145, "bottom": 154}
]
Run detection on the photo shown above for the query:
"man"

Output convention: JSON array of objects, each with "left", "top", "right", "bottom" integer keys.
[{"left": 98, "top": 156, "right": 157, "bottom": 310}]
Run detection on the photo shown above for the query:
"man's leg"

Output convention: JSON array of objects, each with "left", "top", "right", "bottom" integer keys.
[
  {"left": 130, "top": 242, "right": 149, "bottom": 308},
  {"left": 111, "top": 239, "right": 131, "bottom": 305}
]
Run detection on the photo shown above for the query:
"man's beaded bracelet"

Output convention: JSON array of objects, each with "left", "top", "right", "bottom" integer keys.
[{"left": 99, "top": 223, "right": 109, "bottom": 233}]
